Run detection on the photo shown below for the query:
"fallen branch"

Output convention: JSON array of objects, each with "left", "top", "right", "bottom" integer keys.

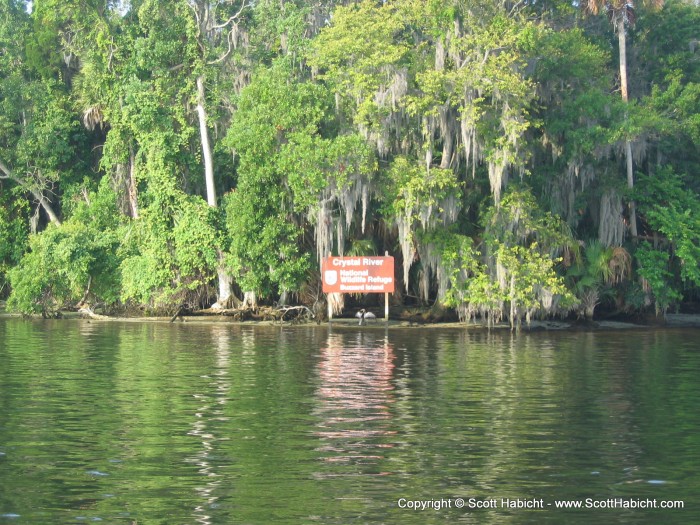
[
  {"left": 275, "top": 305, "right": 315, "bottom": 322},
  {"left": 78, "top": 307, "right": 110, "bottom": 320}
]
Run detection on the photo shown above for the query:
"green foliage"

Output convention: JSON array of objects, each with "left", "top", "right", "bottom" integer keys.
[
  {"left": 282, "top": 133, "right": 376, "bottom": 213},
  {"left": 637, "top": 169, "right": 700, "bottom": 288},
  {"left": 647, "top": 206, "right": 700, "bottom": 288},
  {"left": 636, "top": 0, "right": 700, "bottom": 87},
  {"left": 119, "top": 230, "right": 173, "bottom": 307},
  {"left": 651, "top": 78, "right": 700, "bottom": 149},
  {"left": 0, "top": 191, "right": 28, "bottom": 295},
  {"left": 636, "top": 242, "right": 682, "bottom": 315},
  {"left": 483, "top": 187, "right": 574, "bottom": 255},
  {"left": 14, "top": 81, "right": 87, "bottom": 184},
  {"left": 1, "top": 0, "right": 700, "bottom": 317},
  {"left": 495, "top": 242, "right": 574, "bottom": 324},
  {"left": 7, "top": 180, "right": 122, "bottom": 315},
  {"left": 533, "top": 28, "right": 621, "bottom": 161},
  {"left": 119, "top": 191, "right": 222, "bottom": 307},
  {"left": 571, "top": 241, "right": 612, "bottom": 288},
  {"left": 482, "top": 188, "right": 576, "bottom": 326},
  {"left": 223, "top": 60, "right": 380, "bottom": 297},
  {"left": 417, "top": 228, "right": 481, "bottom": 310},
  {"left": 346, "top": 238, "right": 377, "bottom": 257},
  {"left": 221, "top": 64, "right": 319, "bottom": 296},
  {"left": 419, "top": 196, "right": 575, "bottom": 328},
  {"left": 462, "top": 270, "right": 505, "bottom": 324},
  {"left": 565, "top": 240, "right": 622, "bottom": 319},
  {"left": 308, "top": 0, "right": 410, "bottom": 127},
  {"left": 223, "top": 188, "right": 308, "bottom": 296},
  {"left": 251, "top": 0, "right": 310, "bottom": 62},
  {"left": 7, "top": 218, "right": 121, "bottom": 316},
  {"left": 24, "top": 4, "right": 64, "bottom": 79},
  {"left": 173, "top": 198, "right": 220, "bottom": 279},
  {"left": 382, "top": 156, "right": 461, "bottom": 228},
  {"left": 66, "top": 178, "right": 120, "bottom": 231},
  {"left": 381, "top": 156, "right": 461, "bottom": 289}
]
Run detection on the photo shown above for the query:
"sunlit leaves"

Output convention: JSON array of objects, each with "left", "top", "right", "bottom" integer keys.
[
  {"left": 383, "top": 156, "right": 460, "bottom": 229},
  {"left": 481, "top": 187, "right": 576, "bottom": 326},
  {"left": 308, "top": 0, "right": 410, "bottom": 127},
  {"left": 8, "top": 213, "right": 121, "bottom": 316}
]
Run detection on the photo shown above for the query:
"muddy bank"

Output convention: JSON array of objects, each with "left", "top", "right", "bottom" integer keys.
[{"left": 2, "top": 304, "right": 699, "bottom": 331}]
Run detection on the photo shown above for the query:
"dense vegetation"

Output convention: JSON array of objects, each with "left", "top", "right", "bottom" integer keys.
[{"left": 1, "top": 0, "right": 699, "bottom": 324}]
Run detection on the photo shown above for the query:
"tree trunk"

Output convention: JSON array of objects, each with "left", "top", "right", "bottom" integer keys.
[
  {"left": 624, "top": 139, "right": 638, "bottom": 236},
  {"left": 618, "top": 20, "right": 629, "bottom": 103},
  {"left": 128, "top": 145, "right": 139, "bottom": 219},
  {"left": 440, "top": 126, "right": 454, "bottom": 169},
  {"left": 35, "top": 191, "right": 62, "bottom": 225},
  {"left": 195, "top": 76, "right": 239, "bottom": 306},
  {"left": 196, "top": 76, "right": 217, "bottom": 207},
  {"left": 243, "top": 291, "right": 257, "bottom": 309},
  {"left": 0, "top": 159, "right": 61, "bottom": 225},
  {"left": 216, "top": 248, "right": 235, "bottom": 306},
  {"left": 617, "top": 21, "right": 638, "bottom": 237}
]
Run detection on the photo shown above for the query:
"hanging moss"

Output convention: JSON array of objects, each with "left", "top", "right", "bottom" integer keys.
[
  {"left": 598, "top": 190, "right": 625, "bottom": 247},
  {"left": 382, "top": 157, "right": 461, "bottom": 291}
]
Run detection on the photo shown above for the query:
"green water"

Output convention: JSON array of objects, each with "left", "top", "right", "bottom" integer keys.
[{"left": 0, "top": 319, "right": 698, "bottom": 524}]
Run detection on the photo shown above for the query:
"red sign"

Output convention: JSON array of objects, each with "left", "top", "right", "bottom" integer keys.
[{"left": 322, "top": 256, "right": 395, "bottom": 293}]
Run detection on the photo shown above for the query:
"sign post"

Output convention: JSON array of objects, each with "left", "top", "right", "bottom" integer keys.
[
  {"left": 322, "top": 254, "right": 395, "bottom": 323},
  {"left": 384, "top": 251, "right": 390, "bottom": 322}
]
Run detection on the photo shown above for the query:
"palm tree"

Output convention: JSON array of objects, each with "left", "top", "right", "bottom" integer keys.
[
  {"left": 567, "top": 240, "right": 632, "bottom": 320},
  {"left": 581, "top": 0, "right": 664, "bottom": 239}
]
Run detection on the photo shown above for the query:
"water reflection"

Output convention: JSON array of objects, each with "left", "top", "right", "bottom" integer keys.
[
  {"left": 186, "top": 326, "right": 233, "bottom": 525},
  {"left": 314, "top": 331, "right": 396, "bottom": 474},
  {"left": 2, "top": 322, "right": 700, "bottom": 524}
]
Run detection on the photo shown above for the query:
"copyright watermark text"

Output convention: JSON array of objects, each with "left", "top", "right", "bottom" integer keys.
[{"left": 397, "top": 497, "right": 685, "bottom": 511}]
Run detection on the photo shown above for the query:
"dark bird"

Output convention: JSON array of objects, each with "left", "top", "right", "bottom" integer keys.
[{"left": 355, "top": 309, "right": 376, "bottom": 325}]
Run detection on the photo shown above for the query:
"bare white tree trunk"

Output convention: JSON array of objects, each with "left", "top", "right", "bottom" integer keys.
[
  {"left": 192, "top": 2, "right": 252, "bottom": 308},
  {"left": 618, "top": 22, "right": 638, "bottom": 237},
  {"left": 196, "top": 76, "right": 217, "bottom": 207},
  {"left": 195, "top": 76, "right": 238, "bottom": 306},
  {"left": 243, "top": 291, "right": 257, "bottom": 309}
]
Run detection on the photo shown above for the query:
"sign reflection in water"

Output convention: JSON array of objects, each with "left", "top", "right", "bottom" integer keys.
[{"left": 315, "top": 332, "right": 396, "bottom": 474}]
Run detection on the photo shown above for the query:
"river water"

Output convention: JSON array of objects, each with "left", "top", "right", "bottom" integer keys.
[{"left": 0, "top": 319, "right": 698, "bottom": 524}]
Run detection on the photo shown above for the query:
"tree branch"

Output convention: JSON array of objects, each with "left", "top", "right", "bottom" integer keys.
[
  {"left": 189, "top": 0, "right": 250, "bottom": 65},
  {"left": 0, "top": 158, "right": 62, "bottom": 225},
  {"left": 207, "top": 30, "right": 234, "bottom": 64},
  {"left": 212, "top": 1, "right": 249, "bottom": 29},
  {"left": 0, "top": 158, "right": 12, "bottom": 178}
]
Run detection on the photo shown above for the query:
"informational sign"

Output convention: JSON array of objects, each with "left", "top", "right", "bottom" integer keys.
[{"left": 322, "top": 256, "right": 395, "bottom": 293}]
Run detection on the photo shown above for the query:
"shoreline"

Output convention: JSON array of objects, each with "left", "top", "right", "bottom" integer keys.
[{"left": 1, "top": 309, "right": 699, "bottom": 331}]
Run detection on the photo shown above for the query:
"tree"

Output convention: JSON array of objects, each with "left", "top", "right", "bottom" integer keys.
[
  {"left": 186, "top": 0, "right": 250, "bottom": 208},
  {"left": 222, "top": 58, "right": 377, "bottom": 304},
  {"left": 481, "top": 187, "right": 576, "bottom": 328},
  {"left": 222, "top": 62, "right": 315, "bottom": 302},
  {"left": 2, "top": 0, "right": 699, "bottom": 318},
  {"left": 0, "top": 189, "right": 28, "bottom": 296},
  {"left": 381, "top": 157, "right": 461, "bottom": 295},
  {"left": 7, "top": 181, "right": 122, "bottom": 316},
  {"left": 0, "top": 1, "right": 66, "bottom": 226},
  {"left": 185, "top": 0, "right": 251, "bottom": 306},
  {"left": 581, "top": 0, "right": 665, "bottom": 238},
  {"left": 309, "top": 0, "right": 539, "bottom": 301},
  {"left": 566, "top": 240, "right": 631, "bottom": 319}
]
